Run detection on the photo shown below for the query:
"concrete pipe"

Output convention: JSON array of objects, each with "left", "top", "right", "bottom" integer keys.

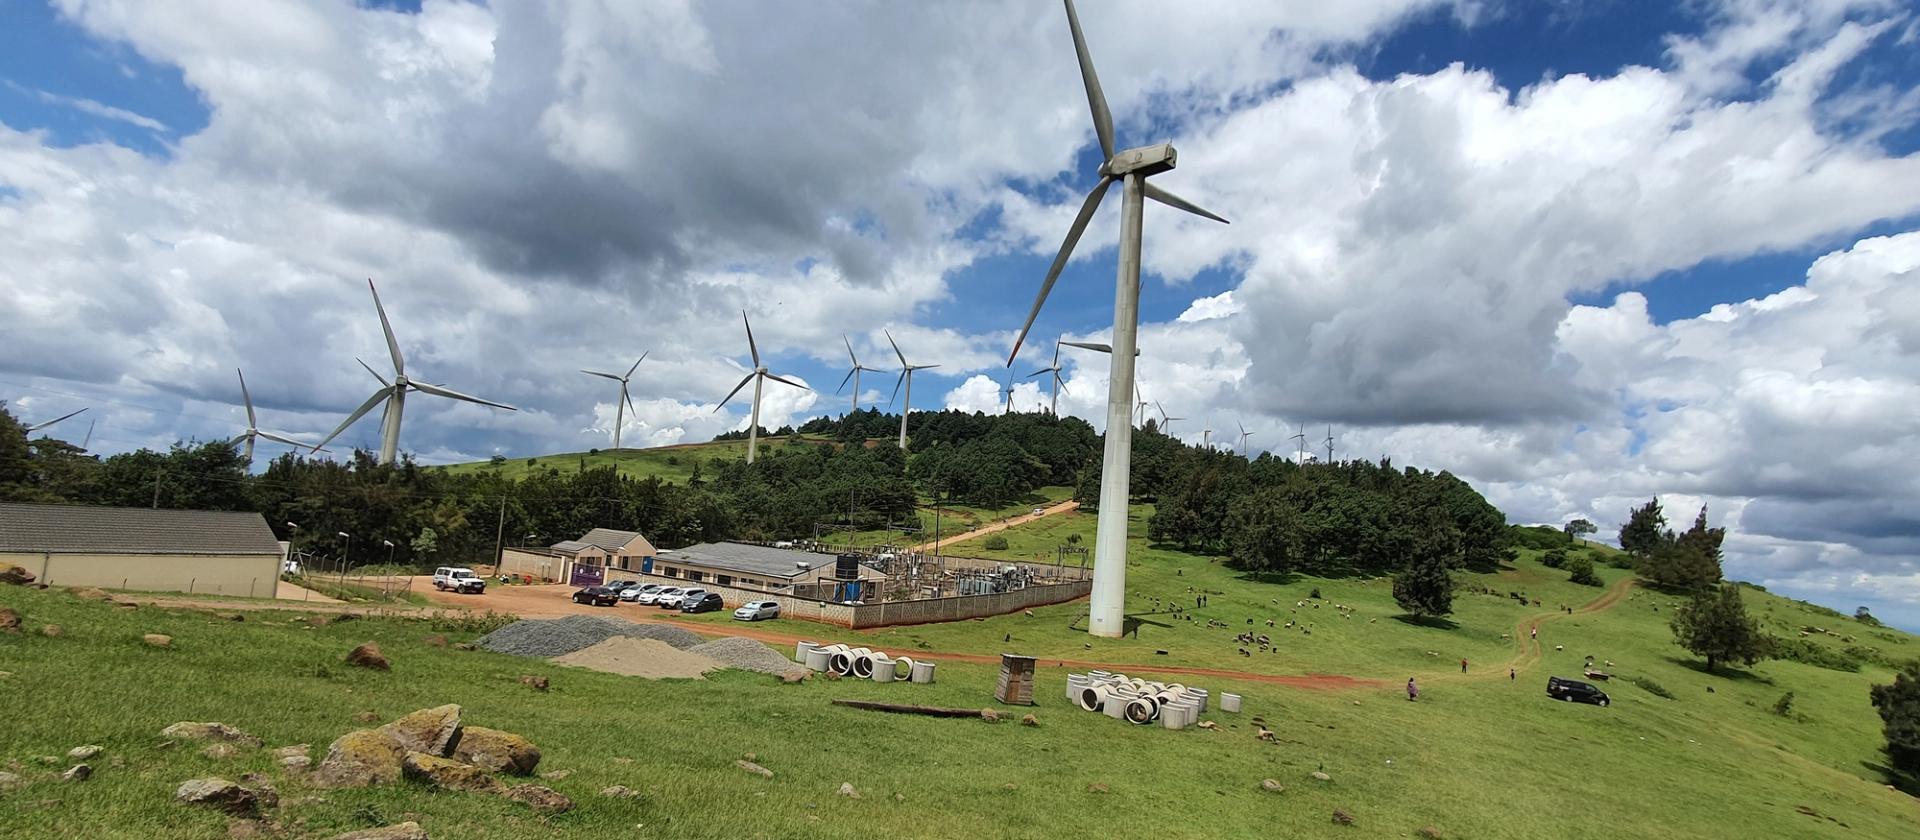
[
  {"left": 1079, "top": 684, "right": 1114, "bottom": 712},
  {"left": 1221, "top": 692, "right": 1243, "bottom": 713},
  {"left": 1161, "top": 705, "right": 1189, "bottom": 730},
  {"left": 894, "top": 656, "right": 916, "bottom": 681},
  {"left": 1104, "top": 697, "right": 1131, "bottom": 720},
  {"left": 803, "top": 646, "right": 833, "bottom": 672},
  {"left": 1124, "top": 697, "right": 1158, "bottom": 724},
  {"left": 1066, "top": 674, "right": 1087, "bottom": 702},
  {"left": 909, "top": 660, "right": 936, "bottom": 684},
  {"left": 795, "top": 641, "right": 818, "bottom": 663},
  {"left": 871, "top": 655, "right": 896, "bottom": 683},
  {"left": 826, "top": 645, "right": 860, "bottom": 675},
  {"left": 852, "top": 650, "right": 883, "bottom": 679},
  {"left": 1088, "top": 670, "right": 1111, "bottom": 680},
  {"left": 1193, "top": 689, "right": 1210, "bottom": 712}
]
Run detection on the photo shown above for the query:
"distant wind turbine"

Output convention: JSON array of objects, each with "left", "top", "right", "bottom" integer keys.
[
  {"left": 581, "top": 352, "right": 646, "bottom": 450},
  {"left": 1237, "top": 421, "right": 1252, "bottom": 458},
  {"left": 1155, "top": 401, "right": 1183, "bottom": 439},
  {"left": 24, "top": 407, "right": 86, "bottom": 434},
  {"left": 1202, "top": 421, "right": 1213, "bottom": 450},
  {"left": 1004, "top": 0, "right": 1228, "bottom": 639},
  {"left": 836, "top": 335, "right": 882, "bottom": 417},
  {"left": 233, "top": 368, "right": 326, "bottom": 461},
  {"left": 715, "top": 312, "right": 807, "bottom": 465},
  {"left": 1290, "top": 423, "right": 1308, "bottom": 465},
  {"left": 1001, "top": 369, "right": 1017, "bottom": 415},
  {"left": 1026, "top": 342, "right": 1069, "bottom": 415},
  {"left": 314, "top": 280, "right": 517, "bottom": 465},
  {"left": 886, "top": 330, "right": 940, "bottom": 450},
  {"left": 1325, "top": 425, "right": 1336, "bottom": 464}
]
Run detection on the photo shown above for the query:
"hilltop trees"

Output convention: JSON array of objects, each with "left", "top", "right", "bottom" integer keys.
[
  {"left": 1392, "top": 508, "right": 1460, "bottom": 619},
  {"left": 1564, "top": 518, "right": 1596, "bottom": 544},
  {"left": 1670, "top": 582, "right": 1767, "bottom": 673},
  {"left": 1870, "top": 663, "right": 1920, "bottom": 793},
  {"left": 1636, "top": 505, "right": 1725, "bottom": 591},
  {"left": 1619, "top": 497, "right": 1667, "bottom": 558}
]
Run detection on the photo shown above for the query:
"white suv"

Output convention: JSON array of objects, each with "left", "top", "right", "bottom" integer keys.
[{"left": 432, "top": 566, "right": 485, "bottom": 594}]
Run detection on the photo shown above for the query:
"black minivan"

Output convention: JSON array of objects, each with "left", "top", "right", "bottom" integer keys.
[{"left": 1547, "top": 676, "right": 1611, "bottom": 707}]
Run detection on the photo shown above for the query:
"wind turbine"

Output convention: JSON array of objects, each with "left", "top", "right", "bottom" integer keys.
[
  {"left": 1026, "top": 342, "right": 1069, "bottom": 415},
  {"left": 23, "top": 407, "right": 86, "bottom": 434},
  {"left": 1155, "top": 401, "right": 1183, "bottom": 439},
  {"left": 886, "top": 330, "right": 939, "bottom": 450},
  {"left": 1202, "top": 421, "right": 1213, "bottom": 450},
  {"left": 1236, "top": 421, "right": 1252, "bottom": 458},
  {"left": 1290, "top": 424, "right": 1308, "bottom": 465},
  {"left": 580, "top": 353, "right": 646, "bottom": 450},
  {"left": 314, "top": 280, "right": 517, "bottom": 465},
  {"left": 837, "top": 335, "right": 882, "bottom": 417},
  {"left": 1325, "top": 425, "right": 1336, "bottom": 464},
  {"left": 715, "top": 312, "right": 808, "bottom": 465},
  {"left": 1004, "top": 0, "right": 1228, "bottom": 638},
  {"left": 233, "top": 368, "right": 326, "bottom": 461},
  {"left": 1001, "top": 369, "right": 1017, "bottom": 415}
]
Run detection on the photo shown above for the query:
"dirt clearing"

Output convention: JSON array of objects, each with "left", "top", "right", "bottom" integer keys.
[{"left": 551, "top": 637, "right": 723, "bottom": 679}]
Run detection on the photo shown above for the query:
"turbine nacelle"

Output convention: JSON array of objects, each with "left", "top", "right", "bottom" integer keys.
[{"left": 1101, "top": 143, "right": 1176, "bottom": 178}]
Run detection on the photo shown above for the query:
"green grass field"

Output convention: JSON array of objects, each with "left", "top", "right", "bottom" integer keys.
[
  {"left": 4, "top": 511, "right": 1917, "bottom": 838},
  {"left": 434, "top": 436, "right": 853, "bottom": 482}
]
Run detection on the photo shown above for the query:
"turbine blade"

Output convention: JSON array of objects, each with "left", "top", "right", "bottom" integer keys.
[
  {"left": 1027, "top": 368, "right": 1052, "bottom": 379},
  {"left": 26, "top": 407, "right": 87, "bottom": 432},
  {"left": 626, "top": 352, "right": 646, "bottom": 379},
  {"left": 314, "top": 390, "right": 391, "bottom": 451},
  {"left": 236, "top": 368, "right": 256, "bottom": 428},
  {"left": 409, "top": 381, "right": 518, "bottom": 411},
  {"left": 1055, "top": 372, "right": 1069, "bottom": 395},
  {"left": 889, "top": 370, "right": 906, "bottom": 406},
  {"left": 1062, "top": 341, "right": 1114, "bottom": 353},
  {"left": 580, "top": 369, "right": 623, "bottom": 381},
  {"left": 1008, "top": 177, "right": 1112, "bottom": 365},
  {"left": 1142, "top": 182, "right": 1229, "bottom": 224},
  {"left": 367, "top": 279, "right": 404, "bottom": 375},
  {"left": 844, "top": 334, "right": 859, "bottom": 367},
  {"left": 742, "top": 311, "right": 760, "bottom": 367},
  {"left": 230, "top": 432, "right": 253, "bottom": 447},
  {"left": 764, "top": 372, "right": 808, "bottom": 390},
  {"left": 257, "top": 430, "right": 326, "bottom": 452},
  {"left": 837, "top": 367, "right": 857, "bottom": 394},
  {"left": 358, "top": 357, "right": 390, "bottom": 386},
  {"left": 886, "top": 329, "right": 908, "bottom": 368},
  {"left": 916, "top": 364, "right": 941, "bottom": 371},
  {"left": 622, "top": 383, "right": 638, "bottom": 420},
  {"left": 1063, "top": 0, "right": 1115, "bottom": 161},
  {"left": 714, "top": 373, "right": 755, "bottom": 411}
]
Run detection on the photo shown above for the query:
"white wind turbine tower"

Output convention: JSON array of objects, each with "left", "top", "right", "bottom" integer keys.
[
  {"left": 1236, "top": 421, "right": 1252, "bottom": 458},
  {"left": 233, "top": 369, "right": 326, "bottom": 461},
  {"left": 886, "top": 330, "right": 940, "bottom": 450},
  {"left": 1155, "top": 401, "right": 1183, "bottom": 439},
  {"left": 1004, "top": 0, "right": 1228, "bottom": 638},
  {"left": 23, "top": 407, "right": 87, "bottom": 433},
  {"left": 1001, "top": 369, "right": 1017, "bottom": 415},
  {"left": 581, "top": 353, "right": 646, "bottom": 450},
  {"left": 715, "top": 312, "right": 808, "bottom": 465},
  {"left": 1026, "top": 341, "right": 1069, "bottom": 415},
  {"left": 837, "top": 335, "right": 882, "bottom": 417},
  {"left": 315, "top": 280, "right": 517, "bottom": 465},
  {"left": 1202, "top": 421, "right": 1213, "bottom": 449},
  {"left": 1325, "top": 425, "right": 1336, "bottom": 464},
  {"left": 1290, "top": 423, "right": 1308, "bottom": 464}
]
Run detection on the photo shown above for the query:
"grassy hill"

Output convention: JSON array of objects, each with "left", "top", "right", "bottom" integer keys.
[
  {"left": 434, "top": 436, "right": 848, "bottom": 482},
  {"left": 3, "top": 511, "right": 1916, "bottom": 838}
]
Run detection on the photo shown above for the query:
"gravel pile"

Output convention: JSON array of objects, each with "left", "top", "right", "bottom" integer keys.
[
  {"left": 553, "top": 638, "right": 722, "bottom": 679},
  {"left": 687, "top": 637, "right": 810, "bottom": 679},
  {"left": 476, "top": 615, "right": 705, "bottom": 657}
]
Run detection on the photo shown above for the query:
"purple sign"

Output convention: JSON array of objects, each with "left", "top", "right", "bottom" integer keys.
[{"left": 569, "top": 564, "right": 605, "bottom": 587}]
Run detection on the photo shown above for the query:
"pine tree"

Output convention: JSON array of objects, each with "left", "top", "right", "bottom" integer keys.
[
  {"left": 1393, "top": 551, "right": 1456, "bottom": 620},
  {"left": 1619, "top": 497, "right": 1667, "bottom": 558},
  {"left": 1670, "top": 582, "right": 1767, "bottom": 672},
  {"left": 1870, "top": 663, "right": 1920, "bottom": 792}
]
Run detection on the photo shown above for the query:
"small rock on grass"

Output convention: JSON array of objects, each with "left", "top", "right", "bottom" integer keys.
[
  {"left": 1417, "top": 827, "right": 1444, "bottom": 839},
  {"left": 67, "top": 746, "right": 103, "bottom": 761},
  {"left": 330, "top": 822, "right": 428, "bottom": 840},
  {"left": 402, "top": 752, "right": 504, "bottom": 794},
  {"left": 163, "top": 722, "right": 263, "bottom": 747},
  {"left": 503, "top": 784, "right": 573, "bottom": 814},
  {"left": 837, "top": 782, "right": 859, "bottom": 799},
  {"left": 61, "top": 765, "right": 92, "bottom": 782},
  {"left": 736, "top": 760, "right": 774, "bottom": 779},
  {"left": 272, "top": 745, "right": 310, "bottom": 760},
  {"left": 1332, "top": 808, "right": 1355, "bottom": 826},
  {"left": 41, "top": 624, "right": 61, "bottom": 637},
  {"left": 280, "top": 756, "right": 312, "bottom": 772},
  {"left": 1260, "top": 779, "right": 1285, "bottom": 793},
  {"left": 175, "top": 778, "right": 259, "bottom": 815},
  {"left": 346, "top": 642, "right": 390, "bottom": 671},
  {"left": 601, "top": 785, "right": 642, "bottom": 799},
  {"left": 451, "top": 727, "right": 540, "bottom": 776},
  {"left": 312, "top": 729, "right": 406, "bottom": 789},
  {"left": 143, "top": 633, "right": 173, "bottom": 648},
  {"left": 1020, "top": 714, "right": 1038, "bottom": 726},
  {"left": 1311, "top": 771, "right": 1331, "bottom": 781},
  {"left": 1087, "top": 783, "right": 1109, "bottom": 794},
  {"left": 538, "top": 769, "right": 571, "bottom": 781}
]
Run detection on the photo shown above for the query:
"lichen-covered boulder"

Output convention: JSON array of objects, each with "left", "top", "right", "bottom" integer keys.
[
  {"left": 401, "top": 752, "right": 504, "bottom": 794},
  {"left": 502, "top": 784, "right": 573, "bottom": 814},
  {"left": 379, "top": 705, "right": 461, "bottom": 756},
  {"left": 174, "top": 778, "right": 258, "bottom": 815},
  {"left": 450, "top": 727, "right": 539, "bottom": 776},
  {"left": 312, "top": 729, "right": 405, "bottom": 788}
]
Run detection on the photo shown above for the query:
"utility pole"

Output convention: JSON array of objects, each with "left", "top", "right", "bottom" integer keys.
[
  {"left": 152, "top": 468, "right": 162, "bottom": 509},
  {"left": 492, "top": 495, "right": 506, "bottom": 572}
]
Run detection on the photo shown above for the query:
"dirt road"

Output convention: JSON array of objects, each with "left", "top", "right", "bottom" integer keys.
[
  {"left": 274, "top": 579, "right": 342, "bottom": 603},
  {"left": 909, "top": 499, "right": 1080, "bottom": 553}
]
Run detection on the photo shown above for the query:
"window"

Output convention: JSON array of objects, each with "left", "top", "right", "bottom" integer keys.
[
  {"left": 663, "top": 567, "right": 679, "bottom": 578},
  {"left": 717, "top": 575, "right": 733, "bottom": 587},
  {"left": 686, "top": 571, "right": 704, "bottom": 583}
]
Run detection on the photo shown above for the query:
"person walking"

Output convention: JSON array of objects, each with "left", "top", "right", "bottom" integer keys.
[
  {"left": 1406, "top": 677, "right": 1418, "bottom": 701},
  {"left": 1509, "top": 667, "right": 1516, "bottom": 681},
  {"left": 1460, "top": 658, "right": 1468, "bottom": 673},
  {"left": 1530, "top": 626, "right": 1537, "bottom": 641}
]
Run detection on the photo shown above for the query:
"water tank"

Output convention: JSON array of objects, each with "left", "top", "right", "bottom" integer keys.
[{"left": 835, "top": 554, "right": 860, "bottom": 581}]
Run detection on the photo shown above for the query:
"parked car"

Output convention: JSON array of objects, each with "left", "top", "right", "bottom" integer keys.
[
  {"left": 433, "top": 566, "right": 486, "bottom": 594},
  {"left": 640, "top": 586, "right": 684, "bottom": 606},
  {"left": 571, "top": 586, "right": 619, "bottom": 607},
  {"left": 733, "top": 600, "right": 781, "bottom": 621},
  {"left": 681, "top": 593, "right": 724, "bottom": 614},
  {"left": 619, "top": 583, "right": 662, "bottom": 603},
  {"left": 1547, "top": 676, "right": 1611, "bottom": 707},
  {"left": 660, "top": 587, "right": 707, "bottom": 609},
  {"left": 605, "top": 580, "right": 641, "bottom": 598}
]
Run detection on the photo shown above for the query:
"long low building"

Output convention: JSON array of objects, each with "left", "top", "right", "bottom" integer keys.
[
  {"left": 645, "top": 541, "right": 886, "bottom": 595},
  {"left": 0, "top": 502, "right": 284, "bottom": 597}
]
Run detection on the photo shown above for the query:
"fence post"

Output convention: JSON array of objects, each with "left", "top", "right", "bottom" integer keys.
[
  {"left": 250, "top": 578, "right": 257, "bottom": 599},
  {"left": 189, "top": 578, "right": 195, "bottom": 594}
]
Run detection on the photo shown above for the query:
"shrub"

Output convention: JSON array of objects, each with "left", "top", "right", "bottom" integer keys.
[
  {"left": 983, "top": 535, "right": 1010, "bottom": 551},
  {"left": 1567, "top": 556, "right": 1602, "bottom": 587},
  {"left": 1309, "top": 587, "right": 1322, "bottom": 600},
  {"left": 425, "top": 610, "right": 518, "bottom": 636},
  {"left": 1630, "top": 676, "right": 1674, "bottom": 699},
  {"left": 1541, "top": 548, "right": 1568, "bottom": 569},
  {"left": 1772, "top": 691, "right": 1795, "bottom": 717},
  {"left": 1770, "top": 637, "right": 1863, "bottom": 672}
]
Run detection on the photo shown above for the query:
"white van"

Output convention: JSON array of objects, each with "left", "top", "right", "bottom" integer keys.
[{"left": 432, "top": 566, "right": 486, "bottom": 594}]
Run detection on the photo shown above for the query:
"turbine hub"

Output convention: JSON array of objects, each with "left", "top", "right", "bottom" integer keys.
[{"left": 1105, "top": 142, "right": 1177, "bottom": 177}]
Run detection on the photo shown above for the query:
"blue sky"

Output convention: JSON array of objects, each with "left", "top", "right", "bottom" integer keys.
[{"left": 3, "top": 0, "right": 1919, "bottom": 628}]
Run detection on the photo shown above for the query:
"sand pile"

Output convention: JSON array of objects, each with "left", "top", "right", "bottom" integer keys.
[
  {"left": 550, "top": 637, "right": 723, "bottom": 679},
  {"left": 688, "top": 637, "right": 810, "bottom": 679}
]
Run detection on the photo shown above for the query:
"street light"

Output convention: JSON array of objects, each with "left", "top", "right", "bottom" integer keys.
[
  {"left": 382, "top": 539, "right": 396, "bottom": 565},
  {"left": 284, "top": 522, "right": 300, "bottom": 575},
  {"left": 337, "top": 531, "right": 353, "bottom": 576}
]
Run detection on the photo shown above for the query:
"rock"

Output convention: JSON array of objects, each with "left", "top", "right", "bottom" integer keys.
[
  {"left": 539, "top": 769, "right": 571, "bottom": 781},
  {"left": 1261, "top": 779, "right": 1285, "bottom": 793},
  {"left": 346, "top": 642, "right": 390, "bottom": 671},
  {"left": 143, "top": 634, "right": 172, "bottom": 648},
  {"left": 0, "top": 771, "right": 22, "bottom": 790},
  {"left": 0, "top": 563, "right": 35, "bottom": 585},
  {"left": 35, "top": 755, "right": 60, "bottom": 765},
  {"left": 1331, "top": 808, "right": 1355, "bottom": 826},
  {"left": 272, "top": 744, "right": 310, "bottom": 760},
  {"left": 380, "top": 705, "right": 462, "bottom": 756},
  {"left": 162, "top": 722, "right": 263, "bottom": 748},
  {"left": 979, "top": 709, "right": 1001, "bottom": 723},
  {"left": 422, "top": 634, "right": 448, "bottom": 647},
  {"left": 61, "top": 765, "right": 92, "bottom": 782},
  {"left": 1087, "top": 783, "right": 1110, "bottom": 793},
  {"left": 239, "top": 773, "right": 279, "bottom": 809},
  {"left": 736, "top": 760, "right": 774, "bottom": 779},
  {"left": 201, "top": 744, "right": 239, "bottom": 760},
  {"left": 402, "top": 751, "right": 505, "bottom": 794},
  {"left": 1417, "top": 827, "right": 1444, "bottom": 839},
  {"left": 40, "top": 624, "right": 61, "bottom": 637},
  {"left": 452, "top": 643, "right": 475, "bottom": 651},
  {"left": 280, "top": 756, "right": 313, "bottom": 772},
  {"left": 742, "top": 752, "right": 757, "bottom": 762},
  {"left": 312, "top": 729, "right": 406, "bottom": 788},
  {"left": 601, "top": 785, "right": 642, "bottom": 799},
  {"left": 329, "top": 824, "right": 426, "bottom": 840},
  {"left": 780, "top": 672, "right": 806, "bottom": 684},
  {"left": 1311, "top": 771, "right": 1331, "bottom": 781},
  {"left": 517, "top": 674, "right": 549, "bottom": 691},
  {"left": 1019, "top": 714, "right": 1039, "bottom": 727},
  {"left": 837, "top": 782, "right": 860, "bottom": 799},
  {"left": 331, "top": 822, "right": 428, "bottom": 840},
  {"left": 67, "top": 745, "right": 103, "bottom": 761},
  {"left": 175, "top": 778, "right": 259, "bottom": 815},
  {"left": 451, "top": 726, "right": 539, "bottom": 776},
  {"left": 503, "top": 784, "right": 573, "bottom": 814}
]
